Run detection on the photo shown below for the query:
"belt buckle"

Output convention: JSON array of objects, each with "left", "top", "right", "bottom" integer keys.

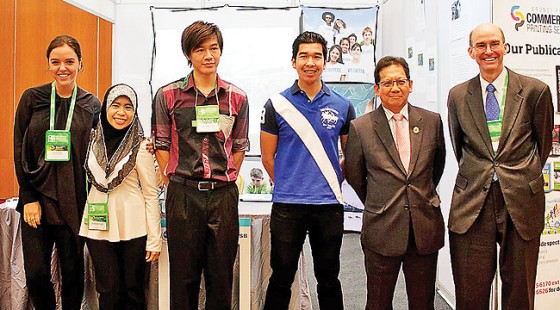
[{"left": 197, "top": 181, "right": 214, "bottom": 191}]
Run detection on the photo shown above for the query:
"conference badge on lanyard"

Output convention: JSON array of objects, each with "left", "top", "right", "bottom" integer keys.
[
  {"left": 86, "top": 201, "right": 109, "bottom": 231},
  {"left": 45, "top": 82, "right": 77, "bottom": 162},
  {"left": 45, "top": 130, "right": 71, "bottom": 161},
  {"left": 195, "top": 105, "right": 220, "bottom": 133}
]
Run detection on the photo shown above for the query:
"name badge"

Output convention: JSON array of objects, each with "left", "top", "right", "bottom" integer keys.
[
  {"left": 487, "top": 120, "right": 502, "bottom": 153},
  {"left": 195, "top": 105, "right": 220, "bottom": 133},
  {"left": 45, "top": 130, "right": 71, "bottom": 162},
  {"left": 85, "top": 202, "right": 109, "bottom": 231}
]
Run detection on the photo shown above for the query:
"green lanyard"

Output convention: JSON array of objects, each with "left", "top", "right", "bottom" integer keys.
[
  {"left": 85, "top": 175, "right": 110, "bottom": 203},
  {"left": 498, "top": 72, "right": 508, "bottom": 119},
  {"left": 183, "top": 72, "right": 222, "bottom": 132},
  {"left": 50, "top": 82, "right": 78, "bottom": 131},
  {"left": 84, "top": 175, "right": 110, "bottom": 227}
]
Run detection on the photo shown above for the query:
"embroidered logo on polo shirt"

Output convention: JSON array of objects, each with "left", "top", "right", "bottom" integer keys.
[{"left": 320, "top": 107, "right": 340, "bottom": 129}]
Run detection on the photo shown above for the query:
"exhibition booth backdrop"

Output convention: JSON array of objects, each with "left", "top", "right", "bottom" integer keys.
[
  {"left": 494, "top": 1, "right": 560, "bottom": 309},
  {"left": 149, "top": 5, "right": 380, "bottom": 232},
  {"left": 5, "top": 0, "right": 560, "bottom": 308},
  {"left": 148, "top": 5, "right": 379, "bottom": 154}
]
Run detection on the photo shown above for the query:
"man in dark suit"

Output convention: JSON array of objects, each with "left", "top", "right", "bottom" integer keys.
[
  {"left": 346, "top": 56, "right": 446, "bottom": 309},
  {"left": 447, "top": 23, "right": 553, "bottom": 310}
]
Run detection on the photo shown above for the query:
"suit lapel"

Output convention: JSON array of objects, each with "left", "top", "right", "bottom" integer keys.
[
  {"left": 465, "top": 76, "right": 494, "bottom": 156},
  {"left": 372, "top": 107, "right": 406, "bottom": 174},
  {"left": 407, "top": 105, "right": 423, "bottom": 175},
  {"left": 497, "top": 69, "right": 523, "bottom": 154}
]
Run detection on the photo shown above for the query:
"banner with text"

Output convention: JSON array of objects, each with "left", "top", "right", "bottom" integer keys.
[
  {"left": 494, "top": 1, "right": 560, "bottom": 111},
  {"left": 494, "top": 2, "right": 560, "bottom": 308}
]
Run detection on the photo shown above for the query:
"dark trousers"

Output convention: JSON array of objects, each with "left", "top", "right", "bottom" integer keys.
[
  {"left": 450, "top": 181, "right": 540, "bottom": 310},
  {"left": 21, "top": 222, "right": 84, "bottom": 310},
  {"left": 363, "top": 224, "right": 438, "bottom": 310},
  {"left": 166, "top": 181, "right": 239, "bottom": 310},
  {"left": 86, "top": 236, "right": 148, "bottom": 310},
  {"left": 264, "top": 203, "right": 344, "bottom": 310}
]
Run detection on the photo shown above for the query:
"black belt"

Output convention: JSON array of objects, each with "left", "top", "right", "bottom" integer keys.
[{"left": 170, "top": 175, "right": 232, "bottom": 191}]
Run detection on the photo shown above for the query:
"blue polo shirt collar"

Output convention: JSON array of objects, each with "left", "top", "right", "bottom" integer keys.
[{"left": 289, "top": 80, "right": 331, "bottom": 97}]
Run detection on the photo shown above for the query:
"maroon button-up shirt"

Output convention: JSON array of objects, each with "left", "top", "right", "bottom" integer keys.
[{"left": 152, "top": 73, "right": 249, "bottom": 182}]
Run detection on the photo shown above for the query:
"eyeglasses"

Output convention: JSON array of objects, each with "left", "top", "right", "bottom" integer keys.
[
  {"left": 472, "top": 41, "right": 503, "bottom": 51},
  {"left": 378, "top": 79, "right": 409, "bottom": 88}
]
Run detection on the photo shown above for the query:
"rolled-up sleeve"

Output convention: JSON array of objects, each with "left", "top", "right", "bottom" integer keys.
[
  {"left": 151, "top": 88, "right": 172, "bottom": 151},
  {"left": 231, "top": 96, "right": 250, "bottom": 153}
]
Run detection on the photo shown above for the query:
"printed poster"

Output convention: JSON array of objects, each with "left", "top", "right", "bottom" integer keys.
[{"left": 302, "top": 6, "right": 379, "bottom": 83}]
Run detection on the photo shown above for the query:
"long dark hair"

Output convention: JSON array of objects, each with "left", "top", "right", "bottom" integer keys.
[{"left": 328, "top": 45, "right": 344, "bottom": 64}]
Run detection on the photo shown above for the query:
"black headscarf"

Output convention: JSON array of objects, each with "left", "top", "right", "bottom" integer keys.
[{"left": 85, "top": 84, "right": 144, "bottom": 193}]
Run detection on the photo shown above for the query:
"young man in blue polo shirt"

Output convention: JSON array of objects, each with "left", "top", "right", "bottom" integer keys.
[{"left": 260, "top": 31, "right": 356, "bottom": 310}]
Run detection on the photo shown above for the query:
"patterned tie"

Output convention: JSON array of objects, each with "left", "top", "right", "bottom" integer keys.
[
  {"left": 393, "top": 113, "right": 410, "bottom": 172},
  {"left": 486, "top": 84, "right": 500, "bottom": 121}
]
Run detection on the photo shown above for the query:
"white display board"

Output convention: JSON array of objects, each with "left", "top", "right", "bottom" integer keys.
[{"left": 150, "top": 6, "right": 300, "bottom": 154}]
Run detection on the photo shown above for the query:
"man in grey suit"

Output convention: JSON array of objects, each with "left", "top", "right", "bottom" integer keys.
[
  {"left": 346, "top": 56, "right": 446, "bottom": 309},
  {"left": 447, "top": 23, "right": 553, "bottom": 310}
]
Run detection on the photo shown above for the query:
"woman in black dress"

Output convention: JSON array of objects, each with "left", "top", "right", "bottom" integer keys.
[{"left": 13, "top": 34, "right": 101, "bottom": 310}]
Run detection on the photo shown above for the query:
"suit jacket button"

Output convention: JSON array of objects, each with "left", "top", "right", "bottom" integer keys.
[
  {"left": 404, "top": 205, "right": 410, "bottom": 211},
  {"left": 483, "top": 186, "right": 488, "bottom": 192},
  {"left": 494, "top": 162, "right": 499, "bottom": 167}
]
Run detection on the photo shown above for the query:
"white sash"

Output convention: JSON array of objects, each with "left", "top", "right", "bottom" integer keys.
[{"left": 270, "top": 94, "right": 344, "bottom": 204}]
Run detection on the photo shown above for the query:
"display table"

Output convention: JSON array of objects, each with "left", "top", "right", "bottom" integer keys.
[
  {"left": 0, "top": 199, "right": 125, "bottom": 310},
  {"left": 238, "top": 201, "right": 311, "bottom": 310},
  {"left": 0, "top": 199, "right": 28, "bottom": 310}
]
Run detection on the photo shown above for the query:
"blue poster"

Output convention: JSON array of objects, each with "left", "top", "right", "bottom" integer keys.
[{"left": 327, "top": 83, "right": 376, "bottom": 117}]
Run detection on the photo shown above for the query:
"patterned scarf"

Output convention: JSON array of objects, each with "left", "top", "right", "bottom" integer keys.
[{"left": 85, "top": 84, "right": 144, "bottom": 193}]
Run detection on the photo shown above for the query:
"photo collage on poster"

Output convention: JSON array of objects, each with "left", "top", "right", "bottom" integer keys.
[{"left": 302, "top": 7, "right": 379, "bottom": 84}]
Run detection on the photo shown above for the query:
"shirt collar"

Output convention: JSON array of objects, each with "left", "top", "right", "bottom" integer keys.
[
  {"left": 382, "top": 103, "right": 409, "bottom": 121},
  {"left": 479, "top": 67, "right": 508, "bottom": 95},
  {"left": 289, "top": 80, "right": 331, "bottom": 96},
  {"left": 182, "top": 72, "right": 227, "bottom": 92}
]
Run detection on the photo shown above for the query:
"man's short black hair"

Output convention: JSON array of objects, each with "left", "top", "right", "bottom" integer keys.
[
  {"left": 292, "top": 31, "right": 328, "bottom": 61},
  {"left": 374, "top": 56, "right": 411, "bottom": 85}
]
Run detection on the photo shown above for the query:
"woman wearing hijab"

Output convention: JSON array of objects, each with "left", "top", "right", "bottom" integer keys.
[
  {"left": 79, "top": 84, "right": 161, "bottom": 309},
  {"left": 14, "top": 34, "right": 101, "bottom": 310}
]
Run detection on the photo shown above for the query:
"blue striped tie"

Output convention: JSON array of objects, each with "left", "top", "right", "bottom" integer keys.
[{"left": 486, "top": 84, "right": 500, "bottom": 121}]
